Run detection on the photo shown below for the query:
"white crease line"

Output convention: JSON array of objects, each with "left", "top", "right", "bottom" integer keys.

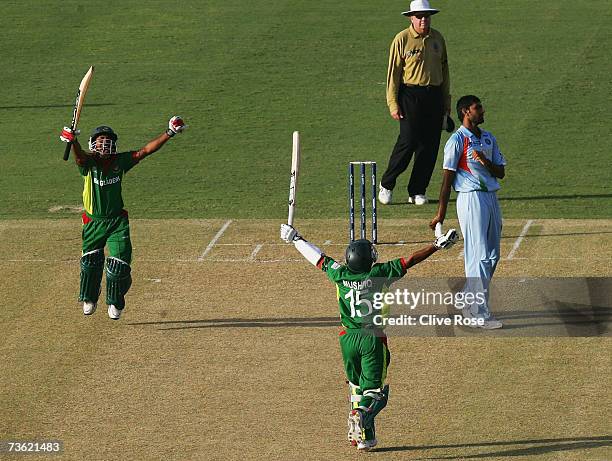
[
  {"left": 248, "top": 244, "right": 264, "bottom": 261},
  {"left": 2, "top": 256, "right": 609, "bottom": 263},
  {"left": 198, "top": 220, "right": 232, "bottom": 261},
  {"left": 507, "top": 219, "right": 534, "bottom": 260},
  {"left": 457, "top": 247, "right": 464, "bottom": 260},
  {"left": 323, "top": 240, "right": 332, "bottom": 245}
]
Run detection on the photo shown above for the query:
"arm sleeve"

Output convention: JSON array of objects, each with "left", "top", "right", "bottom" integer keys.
[
  {"left": 491, "top": 135, "right": 507, "bottom": 166},
  {"left": 442, "top": 134, "right": 461, "bottom": 171},
  {"left": 319, "top": 256, "right": 344, "bottom": 282},
  {"left": 386, "top": 35, "right": 404, "bottom": 114},
  {"left": 373, "top": 258, "right": 407, "bottom": 278},
  {"left": 118, "top": 151, "right": 139, "bottom": 173},
  {"left": 294, "top": 238, "right": 324, "bottom": 266}
]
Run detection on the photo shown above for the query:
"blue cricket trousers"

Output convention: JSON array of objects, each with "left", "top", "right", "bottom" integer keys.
[{"left": 456, "top": 190, "right": 502, "bottom": 319}]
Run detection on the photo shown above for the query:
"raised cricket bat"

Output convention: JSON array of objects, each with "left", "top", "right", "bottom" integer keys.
[
  {"left": 287, "top": 131, "right": 301, "bottom": 226},
  {"left": 63, "top": 66, "right": 94, "bottom": 160}
]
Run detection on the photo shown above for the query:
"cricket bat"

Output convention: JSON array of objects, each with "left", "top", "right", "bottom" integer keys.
[
  {"left": 63, "top": 66, "right": 94, "bottom": 160},
  {"left": 287, "top": 131, "right": 301, "bottom": 226}
]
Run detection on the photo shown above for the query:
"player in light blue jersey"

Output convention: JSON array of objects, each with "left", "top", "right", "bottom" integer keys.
[{"left": 430, "top": 95, "right": 506, "bottom": 329}]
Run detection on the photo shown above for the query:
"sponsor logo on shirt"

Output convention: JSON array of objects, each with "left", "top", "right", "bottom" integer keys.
[{"left": 93, "top": 176, "right": 121, "bottom": 187}]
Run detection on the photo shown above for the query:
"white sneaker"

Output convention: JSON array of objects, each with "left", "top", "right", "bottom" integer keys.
[
  {"left": 357, "top": 439, "right": 378, "bottom": 451},
  {"left": 480, "top": 318, "right": 503, "bottom": 329},
  {"left": 409, "top": 194, "right": 428, "bottom": 205},
  {"left": 347, "top": 410, "right": 364, "bottom": 446},
  {"left": 378, "top": 185, "right": 393, "bottom": 205},
  {"left": 108, "top": 304, "right": 123, "bottom": 320},
  {"left": 83, "top": 301, "right": 97, "bottom": 315},
  {"left": 463, "top": 311, "right": 503, "bottom": 330}
]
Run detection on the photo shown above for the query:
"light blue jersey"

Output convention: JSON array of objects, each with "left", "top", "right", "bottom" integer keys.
[{"left": 443, "top": 125, "right": 506, "bottom": 192}]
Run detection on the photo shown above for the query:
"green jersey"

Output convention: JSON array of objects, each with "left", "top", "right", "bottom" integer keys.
[
  {"left": 78, "top": 152, "right": 138, "bottom": 218},
  {"left": 319, "top": 256, "right": 407, "bottom": 329}
]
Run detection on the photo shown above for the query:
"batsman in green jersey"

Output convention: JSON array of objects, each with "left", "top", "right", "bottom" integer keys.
[
  {"left": 60, "top": 116, "right": 188, "bottom": 320},
  {"left": 280, "top": 223, "right": 458, "bottom": 451}
]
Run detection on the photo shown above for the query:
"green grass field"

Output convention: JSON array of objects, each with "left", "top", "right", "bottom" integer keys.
[
  {"left": 1, "top": 1, "right": 611, "bottom": 460},
  {"left": 2, "top": 0, "right": 612, "bottom": 219}
]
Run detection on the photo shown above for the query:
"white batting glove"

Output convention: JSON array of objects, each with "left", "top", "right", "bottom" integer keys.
[
  {"left": 166, "top": 116, "right": 187, "bottom": 137},
  {"left": 280, "top": 224, "right": 300, "bottom": 243},
  {"left": 60, "top": 126, "right": 80, "bottom": 143},
  {"left": 434, "top": 228, "right": 459, "bottom": 250}
]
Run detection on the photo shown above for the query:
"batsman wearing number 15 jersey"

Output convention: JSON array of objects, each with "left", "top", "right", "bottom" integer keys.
[
  {"left": 280, "top": 224, "right": 457, "bottom": 451},
  {"left": 59, "top": 116, "right": 187, "bottom": 320}
]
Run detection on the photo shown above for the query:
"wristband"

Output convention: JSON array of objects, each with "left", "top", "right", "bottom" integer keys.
[{"left": 166, "top": 128, "right": 176, "bottom": 138}]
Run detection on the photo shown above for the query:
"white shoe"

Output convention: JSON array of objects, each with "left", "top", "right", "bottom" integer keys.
[
  {"left": 480, "top": 318, "right": 503, "bottom": 329},
  {"left": 347, "top": 410, "right": 364, "bottom": 446},
  {"left": 463, "top": 311, "right": 503, "bottom": 330},
  {"left": 357, "top": 439, "right": 378, "bottom": 451},
  {"left": 108, "top": 304, "right": 123, "bottom": 320},
  {"left": 408, "top": 194, "right": 428, "bottom": 205},
  {"left": 378, "top": 185, "right": 393, "bottom": 205},
  {"left": 83, "top": 301, "right": 97, "bottom": 315}
]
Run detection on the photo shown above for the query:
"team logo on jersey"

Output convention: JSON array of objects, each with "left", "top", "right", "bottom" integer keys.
[{"left": 485, "top": 139, "right": 491, "bottom": 145}]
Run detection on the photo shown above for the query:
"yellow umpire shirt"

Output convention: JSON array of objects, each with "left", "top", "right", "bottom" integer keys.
[{"left": 386, "top": 25, "right": 450, "bottom": 115}]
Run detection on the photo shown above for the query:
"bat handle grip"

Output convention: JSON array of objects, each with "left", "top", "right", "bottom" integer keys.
[
  {"left": 287, "top": 208, "right": 295, "bottom": 227},
  {"left": 63, "top": 142, "right": 72, "bottom": 161}
]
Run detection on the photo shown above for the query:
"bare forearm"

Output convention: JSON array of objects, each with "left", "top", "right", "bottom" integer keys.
[
  {"left": 405, "top": 244, "right": 438, "bottom": 269},
  {"left": 133, "top": 132, "right": 172, "bottom": 161},
  {"left": 486, "top": 162, "right": 505, "bottom": 179},
  {"left": 72, "top": 138, "right": 89, "bottom": 166},
  {"left": 436, "top": 171, "right": 454, "bottom": 221}
]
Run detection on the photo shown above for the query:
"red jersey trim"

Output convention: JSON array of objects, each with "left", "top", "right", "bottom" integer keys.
[
  {"left": 457, "top": 136, "right": 472, "bottom": 173},
  {"left": 316, "top": 257, "right": 324, "bottom": 270},
  {"left": 400, "top": 257, "right": 408, "bottom": 273}
]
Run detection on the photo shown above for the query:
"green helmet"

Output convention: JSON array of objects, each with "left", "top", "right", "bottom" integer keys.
[
  {"left": 89, "top": 125, "right": 118, "bottom": 156},
  {"left": 345, "top": 239, "right": 378, "bottom": 273}
]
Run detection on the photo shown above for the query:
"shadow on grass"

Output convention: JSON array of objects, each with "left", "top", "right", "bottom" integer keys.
[
  {"left": 386, "top": 193, "right": 612, "bottom": 206},
  {"left": 374, "top": 435, "right": 611, "bottom": 458},
  {"left": 128, "top": 316, "right": 340, "bottom": 331},
  {"left": 0, "top": 103, "right": 116, "bottom": 110}
]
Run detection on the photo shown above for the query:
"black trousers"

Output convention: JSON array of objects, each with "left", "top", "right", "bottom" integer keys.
[{"left": 381, "top": 84, "right": 444, "bottom": 196}]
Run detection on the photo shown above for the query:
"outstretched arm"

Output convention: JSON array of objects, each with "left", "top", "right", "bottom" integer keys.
[
  {"left": 404, "top": 244, "right": 438, "bottom": 269},
  {"left": 405, "top": 228, "right": 459, "bottom": 269},
  {"left": 132, "top": 116, "right": 188, "bottom": 162},
  {"left": 280, "top": 224, "right": 323, "bottom": 266}
]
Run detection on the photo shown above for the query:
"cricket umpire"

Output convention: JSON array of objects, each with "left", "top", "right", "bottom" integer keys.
[{"left": 378, "top": 0, "right": 451, "bottom": 206}]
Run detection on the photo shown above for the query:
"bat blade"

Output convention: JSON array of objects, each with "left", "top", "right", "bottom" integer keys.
[
  {"left": 287, "top": 131, "right": 301, "bottom": 226},
  {"left": 63, "top": 66, "right": 94, "bottom": 161}
]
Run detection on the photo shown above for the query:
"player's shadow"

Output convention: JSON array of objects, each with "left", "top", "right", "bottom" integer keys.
[
  {"left": 0, "top": 103, "right": 117, "bottom": 110},
  {"left": 128, "top": 316, "right": 339, "bottom": 331},
  {"left": 375, "top": 435, "right": 612, "bottom": 458}
]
